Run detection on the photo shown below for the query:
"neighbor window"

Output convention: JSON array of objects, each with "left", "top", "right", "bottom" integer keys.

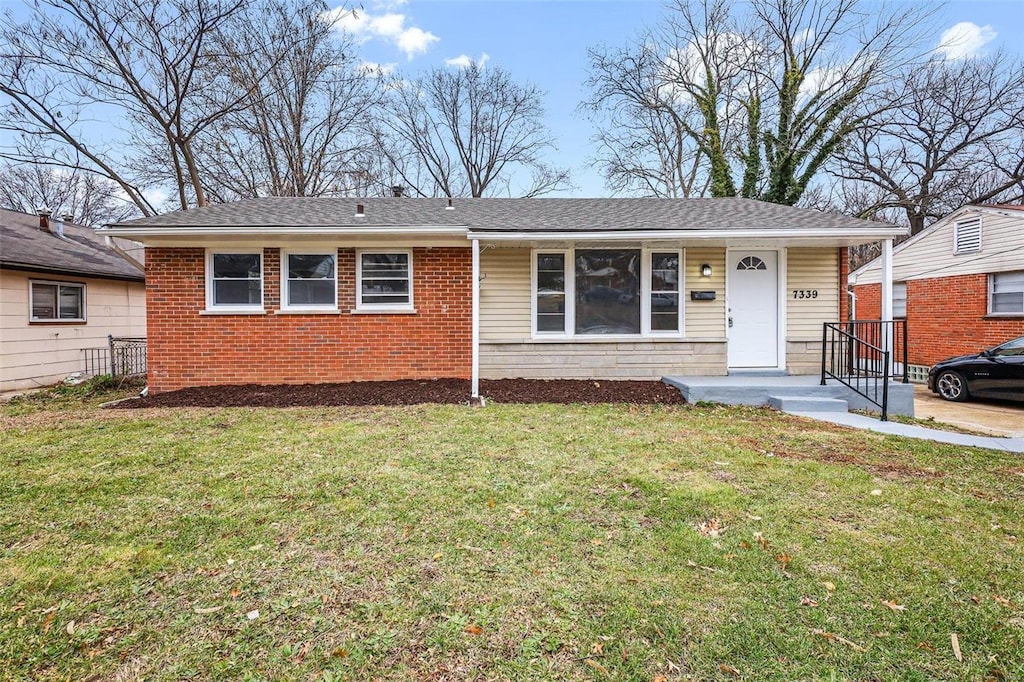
[
  {"left": 533, "top": 249, "right": 683, "bottom": 336},
  {"left": 990, "top": 271, "right": 1024, "bottom": 314},
  {"left": 893, "top": 282, "right": 907, "bottom": 318},
  {"left": 357, "top": 251, "right": 412, "bottom": 309},
  {"left": 207, "top": 251, "right": 263, "bottom": 309},
  {"left": 30, "top": 280, "right": 85, "bottom": 322},
  {"left": 282, "top": 252, "right": 336, "bottom": 309}
]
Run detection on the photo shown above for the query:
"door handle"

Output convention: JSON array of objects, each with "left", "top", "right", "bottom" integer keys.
[{"left": 728, "top": 316, "right": 733, "bottom": 328}]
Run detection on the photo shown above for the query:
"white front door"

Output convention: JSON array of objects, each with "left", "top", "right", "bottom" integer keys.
[{"left": 727, "top": 250, "right": 779, "bottom": 369}]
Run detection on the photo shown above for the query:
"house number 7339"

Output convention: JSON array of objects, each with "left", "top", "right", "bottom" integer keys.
[{"left": 792, "top": 289, "right": 818, "bottom": 299}]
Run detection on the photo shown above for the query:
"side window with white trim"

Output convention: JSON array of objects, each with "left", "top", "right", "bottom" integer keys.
[
  {"left": 357, "top": 251, "right": 413, "bottom": 309},
  {"left": 208, "top": 252, "right": 263, "bottom": 309}
]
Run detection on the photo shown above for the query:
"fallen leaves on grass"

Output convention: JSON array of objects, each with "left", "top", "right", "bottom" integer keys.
[
  {"left": 463, "top": 624, "right": 483, "bottom": 635},
  {"left": 696, "top": 518, "right": 725, "bottom": 538},
  {"left": 775, "top": 553, "right": 792, "bottom": 571},
  {"left": 193, "top": 605, "right": 224, "bottom": 614},
  {"left": 822, "top": 581, "right": 836, "bottom": 592},
  {"left": 993, "top": 595, "right": 1013, "bottom": 607},
  {"left": 881, "top": 600, "right": 907, "bottom": 612},
  {"left": 246, "top": 610, "right": 259, "bottom": 621},
  {"left": 800, "top": 595, "right": 819, "bottom": 607},
  {"left": 812, "top": 628, "right": 866, "bottom": 652},
  {"left": 584, "top": 658, "right": 609, "bottom": 675},
  {"left": 951, "top": 633, "right": 962, "bottom": 662},
  {"left": 718, "top": 663, "right": 741, "bottom": 676}
]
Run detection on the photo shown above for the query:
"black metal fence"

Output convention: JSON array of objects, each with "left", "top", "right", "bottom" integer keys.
[
  {"left": 82, "top": 336, "right": 147, "bottom": 378},
  {"left": 820, "top": 320, "right": 908, "bottom": 421}
]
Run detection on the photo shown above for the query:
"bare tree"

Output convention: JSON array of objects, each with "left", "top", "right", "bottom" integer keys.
[
  {"left": 0, "top": 0, "right": 278, "bottom": 213},
  {"left": 192, "top": 0, "right": 385, "bottom": 200},
  {"left": 831, "top": 51, "right": 1024, "bottom": 234},
  {"left": 0, "top": 162, "right": 139, "bottom": 226},
  {"left": 376, "top": 61, "right": 570, "bottom": 198},
  {"left": 584, "top": 0, "right": 931, "bottom": 204}
]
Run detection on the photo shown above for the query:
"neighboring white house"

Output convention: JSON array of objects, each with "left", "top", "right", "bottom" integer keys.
[
  {"left": 849, "top": 204, "right": 1024, "bottom": 372},
  {"left": 0, "top": 208, "right": 146, "bottom": 392}
]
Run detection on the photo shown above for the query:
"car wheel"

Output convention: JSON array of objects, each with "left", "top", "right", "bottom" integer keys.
[{"left": 936, "top": 370, "right": 969, "bottom": 402}]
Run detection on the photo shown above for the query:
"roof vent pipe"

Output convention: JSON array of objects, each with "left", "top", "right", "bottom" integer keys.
[
  {"left": 445, "top": 198, "right": 454, "bottom": 210},
  {"left": 55, "top": 214, "right": 65, "bottom": 238},
  {"left": 391, "top": 185, "right": 404, "bottom": 198},
  {"left": 355, "top": 203, "right": 364, "bottom": 217},
  {"left": 37, "top": 205, "right": 51, "bottom": 232}
]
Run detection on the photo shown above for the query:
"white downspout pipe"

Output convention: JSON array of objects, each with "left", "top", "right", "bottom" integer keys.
[{"left": 471, "top": 238, "right": 480, "bottom": 399}]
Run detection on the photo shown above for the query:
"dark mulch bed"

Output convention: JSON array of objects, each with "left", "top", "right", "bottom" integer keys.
[{"left": 108, "top": 378, "right": 686, "bottom": 409}]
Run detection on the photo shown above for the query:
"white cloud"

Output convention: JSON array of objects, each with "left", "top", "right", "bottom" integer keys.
[
  {"left": 325, "top": 5, "right": 438, "bottom": 60},
  {"left": 935, "top": 21, "right": 996, "bottom": 60},
  {"left": 444, "top": 53, "right": 489, "bottom": 69},
  {"left": 358, "top": 61, "right": 396, "bottom": 77}
]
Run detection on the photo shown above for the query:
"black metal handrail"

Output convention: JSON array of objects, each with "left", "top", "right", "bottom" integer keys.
[
  {"left": 821, "top": 322, "right": 899, "bottom": 420},
  {"left": 842, "top": 320, "right": 909, "bottom": 384}
]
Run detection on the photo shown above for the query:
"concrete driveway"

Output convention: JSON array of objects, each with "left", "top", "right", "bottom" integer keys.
[{"left": 914, "top": 385, "right": 1024, "bottom": 437}]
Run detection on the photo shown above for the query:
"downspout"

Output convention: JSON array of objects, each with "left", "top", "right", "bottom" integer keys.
[
  {"left": 471, "top": 238, "right": 480, "bottom": 400},
  {"left": 880, "top": 238, "right": 894, "bottom": 374}
]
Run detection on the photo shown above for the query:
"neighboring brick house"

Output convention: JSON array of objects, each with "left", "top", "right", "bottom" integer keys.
[
  {"left": 100, "top": 197, "right": 904, "bottom": 395},
  {"left": 849, "top": 204, "right": 1024, "bottom": 377},
  {"left": 1, "top": 208, "right": 146, "bottom": 392}
]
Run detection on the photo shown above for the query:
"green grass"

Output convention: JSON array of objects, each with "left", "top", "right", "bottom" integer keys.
[{"left": 1, "top": 394, "right": 1022, "bottom": 681}]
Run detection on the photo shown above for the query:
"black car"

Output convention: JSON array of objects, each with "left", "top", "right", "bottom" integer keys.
[{"left": 927, "top": 336, "right": 1024, "bottom": 402}]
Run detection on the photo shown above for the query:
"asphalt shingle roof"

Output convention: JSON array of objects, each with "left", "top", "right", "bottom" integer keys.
[
  {"left": 1, "top": 209, "right": 145, "bottom": 281},
  {"left": 110, "top": 197, "right": 896, "bottom": 233}
]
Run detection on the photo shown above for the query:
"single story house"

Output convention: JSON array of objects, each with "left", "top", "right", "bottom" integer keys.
[
  {"left": 1, "top": 208, "right": 146, "bottom": 392},
  {"left": 849, "top": 204, "right": 1024, "bottom": 379},
  {"left": 99, "top": 197, "right": 905, "bottom": 396}
]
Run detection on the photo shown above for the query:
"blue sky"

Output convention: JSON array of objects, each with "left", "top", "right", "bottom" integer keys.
[{"left": 346, "top": 0, "right": 1024, "bottom": 197}]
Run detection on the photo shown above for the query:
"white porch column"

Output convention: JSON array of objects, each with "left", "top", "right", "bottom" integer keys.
[
  {"left": 471, "top": 238, "right": 480, "bottom": 399},
  {"left": 880, "top": 238, "right": 894, "bottom": 370},
  {"left": 880, "top": 238, "right": 893, "bottom": 322}
]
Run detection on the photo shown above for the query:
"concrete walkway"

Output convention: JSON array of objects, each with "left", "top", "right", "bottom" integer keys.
[{"left": 788, "top": 410, "right": 1024, "bottom": 453}]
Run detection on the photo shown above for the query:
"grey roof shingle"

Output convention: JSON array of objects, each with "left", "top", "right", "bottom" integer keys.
[
  {"left": 1, "top": 209, "right": 145, "bottom": 281},
  {"left": 109, "top": 197, "right": 897, "bottom": 233}
]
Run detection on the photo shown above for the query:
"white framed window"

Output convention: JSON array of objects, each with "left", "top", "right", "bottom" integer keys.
[
  {"left": 893, "top": 282, "right": 907, "bottom": 318},
  {"left": 954, "top": 217, "right": 982, "bottom": 254},
  {"left": 990, "top": 271, "right": 1024, "bottom": 315},
  {"left": 281, "top": 251, "right": 337, "bottom": 310},
  {"left": 356, "top": 250, "right": 413, "bottom": 310},
  {"left": 30, "top": 280, "right": 85, "bottom": 322},
  {"left": 206, "top": 250, "right": 263, "bottom": 310},
  {"left": 531, "top": 248, "right": 684, "bottom": 338}
]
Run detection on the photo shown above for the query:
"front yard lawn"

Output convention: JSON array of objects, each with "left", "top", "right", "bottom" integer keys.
[{"left": 1, "top": 395, "right": 1021, "bottom": 680}]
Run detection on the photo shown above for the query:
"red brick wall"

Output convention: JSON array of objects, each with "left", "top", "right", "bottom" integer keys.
[
  {"left": 852, "top": 274, "right": 1024, "bottom": 366},
  {"left": 146, "top": 247, "right": 472, "bottom": 393}
]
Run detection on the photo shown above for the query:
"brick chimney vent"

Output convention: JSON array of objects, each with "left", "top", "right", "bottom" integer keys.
[{"left": 37, "top": 205, "right": 52, "bottom": 232}]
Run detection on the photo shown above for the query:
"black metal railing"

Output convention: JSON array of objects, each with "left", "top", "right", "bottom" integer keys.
[
  {"left": 82, "top": 336, "right": 147, "bottom": 378},
  {"left": 820, "top": 320, "right": 907, "bottom": 421}
]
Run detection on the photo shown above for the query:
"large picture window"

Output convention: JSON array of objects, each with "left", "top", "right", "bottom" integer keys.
[
  {"left": 576, "top": 249, "right": 640, "bottom": 335},
  {"left": 533, "top": 249, "right": 682, "bottom": 337},
  {"left": 208, "top": 252, "right": 263, "bottom": 309},
  {"left": 990, "top": 271, "right": 1024, "bottom": 314},
  {"left": 282, "top": 252, "right": 336, "bottom": 309},
  {"left": 357, "top": 251, "right": 412, "bottom": 309},
  {"left": 30, "top": 280, "right": 85, "bottom": 322}
]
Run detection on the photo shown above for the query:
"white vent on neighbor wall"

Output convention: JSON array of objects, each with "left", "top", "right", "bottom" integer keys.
[{"left": 954, "top": 216, "right": 982, "bottom": 254}]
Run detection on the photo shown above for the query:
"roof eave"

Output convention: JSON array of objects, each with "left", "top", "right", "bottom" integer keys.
[
  {"left": 468, "top": 227, "right": 907, "bottom": 241},
  {"left": 0, "top": 261, "right": 145, "bottom": 282},
  {"left": 99, "top": 224, "right": 470, "bottom": 238}
]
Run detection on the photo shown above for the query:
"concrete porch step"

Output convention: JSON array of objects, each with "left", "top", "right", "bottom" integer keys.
[{"left": 768, "top": 396, "right": 848, "bottom": 413}]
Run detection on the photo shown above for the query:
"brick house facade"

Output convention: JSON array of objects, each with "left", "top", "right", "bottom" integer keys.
[
  {"left": 146, "top": 246, "right": 471, "bottom": 393},
  {"left": 854, "top": 275, "right": 1024, "bottom": 367}
]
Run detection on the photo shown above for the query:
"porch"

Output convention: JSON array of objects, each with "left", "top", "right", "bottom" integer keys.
[{"left": 661, "top": 374, "right": 916, "bottom": 417}]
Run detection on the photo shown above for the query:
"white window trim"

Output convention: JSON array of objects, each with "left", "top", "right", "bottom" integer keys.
[
  {"left": 953, "top": 217, "right": 982, "bottom": 255},
  {"left": 29, "top": 279, "right": 86, "bottom": 322},
  {"left": 988, "top": 271, "right": 1024, "bottom": 316},
  {"left": 279, "top": 250, "right": 338, "bottom": 311},
  {"left": 355, "top": 249, "right": 414, "bottom": 312},
  {"left": 205, "top": 249, "right": 264, "bottom": 312},
  {"left": 530, "top": 247, "right": 685, "bottom": 340},
  {"left": 893, "top": 281, "right": 907, "bottom": 319}
]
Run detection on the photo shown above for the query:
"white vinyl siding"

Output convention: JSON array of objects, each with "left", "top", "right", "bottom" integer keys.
[
  {"left": 785, "top": 248, "right": 839, "bottom": 340},
  {"left": 479, "top": 248, "right": 531, "bottom": 342},
  {"left": 683, "top": 247, "right": 726, "bottom": 338},
  {"left": 990, "top": 271, "right": 1024, "bottom": 314}
]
